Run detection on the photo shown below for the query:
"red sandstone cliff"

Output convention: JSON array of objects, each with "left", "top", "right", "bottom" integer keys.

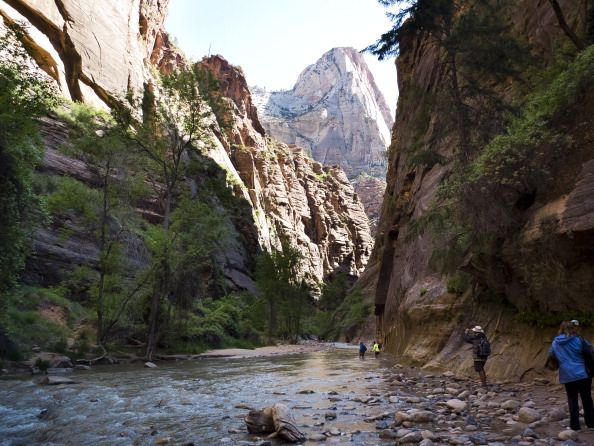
[{"left": 369, "top": 0, "right": 594, "bottom": 380}]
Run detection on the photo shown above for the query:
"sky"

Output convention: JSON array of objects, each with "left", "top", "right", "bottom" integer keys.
[{"left": 165, "top": 0, "right": 399, "bottom": 115}]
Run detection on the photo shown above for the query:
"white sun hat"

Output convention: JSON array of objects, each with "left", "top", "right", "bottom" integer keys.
[{"left": 471, "top": 326, "right": 484, "bottom": 333}]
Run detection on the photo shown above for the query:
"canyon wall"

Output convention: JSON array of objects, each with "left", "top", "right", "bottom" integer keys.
[
  {"left": 252, "top": 47, "right": 393, "bottom": 231},
  {"left": 370, "top": 0, "right": 594, "bottom": 381},
  {"left": 0, "top": 0, "right": 372, "bottom": 292}
]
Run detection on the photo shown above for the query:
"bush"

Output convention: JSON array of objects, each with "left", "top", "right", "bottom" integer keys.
[
  {"left": 0, "top": 286, "right": 85, "bottom": 354},
  {"left": 446, "top": 273, "right": 469, "bottom": 295}
]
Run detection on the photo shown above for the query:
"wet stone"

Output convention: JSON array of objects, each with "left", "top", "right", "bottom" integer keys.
[
  {"left": 557, "top": 430, "right": 578, "bottom": 441},
  {"left": 517, "top": 407, "right": 541, "bottom": 424},
  {"left": 375, "top": 420, "right": 390, "bottom": 430},
  {"left": 378, "top": 429, "right": 398, "bottom": 439}
]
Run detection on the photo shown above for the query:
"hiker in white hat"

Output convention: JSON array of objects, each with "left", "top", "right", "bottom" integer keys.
[{"left": 464, "top": 325, "right": 491, "bottom": 388}]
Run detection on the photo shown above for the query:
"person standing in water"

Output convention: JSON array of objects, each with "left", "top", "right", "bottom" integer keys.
[
  {"left": 359, "top": 341, "right": 367, "bottom": 359},
  {"left": 372, "top": 341, "right": 381, "bottom": 358}
]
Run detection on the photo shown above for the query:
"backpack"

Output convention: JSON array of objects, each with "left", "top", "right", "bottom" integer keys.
[{"left": 476, "top": 337, "right": 491, "bottom": 357}]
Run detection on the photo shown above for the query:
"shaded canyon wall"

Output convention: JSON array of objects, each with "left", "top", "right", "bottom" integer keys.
[{"left": 369, "top": 0, "right": 594, "bottom": 381}]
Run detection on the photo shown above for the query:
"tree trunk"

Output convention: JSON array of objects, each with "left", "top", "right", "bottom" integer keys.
[
  {"left": 96, "top": 165, "right": 110, "bottom": 345},
  {"left": 146, "top": 176, "right": 173, "bottom": 360},
  {"left": 549, "top": 0, "right": 585, "bottom": 51},
  {"left": 145, "top": 290, "right": 160, "bottom": 361}
]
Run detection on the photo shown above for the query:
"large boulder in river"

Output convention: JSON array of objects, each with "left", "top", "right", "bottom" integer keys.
[{"left": 245, "top": 403, "right": 305, "bottom": 443}]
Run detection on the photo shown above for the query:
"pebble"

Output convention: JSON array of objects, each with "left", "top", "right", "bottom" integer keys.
[
  {"left": 518, "top": 407, "right": 541, "bottom": 423},
  {"left": 445, "top": 399, "right": 467, "bottom": 412},
  {"left": 557, "top": 430, "right": 578, "bottom": 441}
]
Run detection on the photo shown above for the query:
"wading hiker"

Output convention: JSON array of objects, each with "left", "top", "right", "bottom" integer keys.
[
  {"left": 548, "top": 320, "right": 594, "bottom": 431},
  {"left": 372, "top": 341, "right": 381, "bottom": 358},
  {"left": 463, "top": 325, "right": 490, "bottom": 388},
  {"left": 359, "top": 341, "right": 367, "bottom": 359}
]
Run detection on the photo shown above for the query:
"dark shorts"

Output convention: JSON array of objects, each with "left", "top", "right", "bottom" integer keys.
[{"left": 474, "top": 359, "right": 486, "bottom": 372}]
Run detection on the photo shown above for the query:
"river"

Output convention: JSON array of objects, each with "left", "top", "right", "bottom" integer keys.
[{"left": 0, "top": 344, "right": 396, "bottom": 446}]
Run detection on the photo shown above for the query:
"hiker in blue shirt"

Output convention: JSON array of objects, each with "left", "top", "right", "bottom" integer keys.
[
  {"left": 549, "top": 320, "right": 594, "bottom": 431},
  {"left": 359, "top": 342, "right": 367, "bottom": 359}
]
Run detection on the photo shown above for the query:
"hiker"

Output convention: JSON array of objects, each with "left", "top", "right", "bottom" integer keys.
[
  {"left": 372, "top": 341, "right": 381, "bottom": 358},
  {"left": 359, "top": 341, "right": 367, "bottom": 359},
  {"left": 463, "top": 325, "right": 490, "bottom": 388},
  {"left": 548, "top": 320, "right": 594, "bottom": 431}
]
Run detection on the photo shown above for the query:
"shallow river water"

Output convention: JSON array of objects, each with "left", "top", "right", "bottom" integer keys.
[{"left": 0, "top": 344, "right": 397, "bottom": 446}]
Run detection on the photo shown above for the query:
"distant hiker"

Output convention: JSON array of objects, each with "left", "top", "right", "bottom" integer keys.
[
  {"left": 463, "top": 325, "right": 490, "bottom": 388},
  {"left": 359, "top": 342, "right": 367, "bottom": 359},
  {"left": 549, "top": 320, "right": 594, "bottom": 431},
  {"left": 372, "top": 341, "right": 381, "bottom": 358}
]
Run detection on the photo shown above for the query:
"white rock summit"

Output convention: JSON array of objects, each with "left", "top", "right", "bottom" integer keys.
[{"left": 252, "top": 47, "right": 394, "bottom": 179}]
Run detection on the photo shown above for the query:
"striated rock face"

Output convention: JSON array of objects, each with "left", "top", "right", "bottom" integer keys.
[
  {"left": 351, "top": 174, "right": 385, "bottom": 236},
  {"left": 252, "top": 47, "right": 393, "bottom": 180},
  {"left": 200, "top": 55, "right": 373, "bottom": 280},
  {"left": 0, "top": 0, "right": 169, "bottom": 107},
  {"left": 369, "top": 0, "right": 593, "bottom": 380},
  {"left": 2, "top": 2, "right": 372, "bottom": 288}
]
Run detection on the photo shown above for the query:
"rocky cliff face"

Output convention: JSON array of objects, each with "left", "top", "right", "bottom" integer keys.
[
  {"left": 0, "top": 0, "right": 170, "bottom": 108},
  {"left": 251, "top": 47, "right": 392, "bottom": 231},
  {"left": 200, "top": 55, "right": 373, "bottom": 280},
  {"left": 1, "top": 1, "right": 372, "bottom": 288},
  {"left": 252, "top": 48, "right": 393, "bottom": 178},
  {"left": 370, "top": 0, "right": 594, "bottom": 380}
]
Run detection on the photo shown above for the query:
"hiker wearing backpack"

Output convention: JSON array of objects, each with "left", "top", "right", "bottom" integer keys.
[
  {"left": 548, "top": 320, "right": 594, "bottom": 431},
  {"left": 372, "top": 341, "right": 381, "bottom": 358},
  {"left": 359, "top": 341, "right": 367, "bottom": 359},
  {"left": 464, "top": 325, "right": 491, "bottom": 388}
]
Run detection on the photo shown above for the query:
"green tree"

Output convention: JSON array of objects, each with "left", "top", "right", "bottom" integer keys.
[
  {"left": 127, "top": 67, "right": 213, "bottom": 360},
  {"left": 0, "top": 22, "right": 58, "bottom": 291},
  {"left": 56, "top": 104, "right": 148, "bottom": 345},
  {"left": 368, "top": 0, "right": 528, "bottom": 159},
  {"left": 194, "top": 63, "right": 233, "bottom": 132},
  {"left": 255, "top": 243, "right": 312, "bottom": 342}
]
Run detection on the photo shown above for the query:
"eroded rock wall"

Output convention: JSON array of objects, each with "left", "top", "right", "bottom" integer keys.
[
  {"left": 371, "top": 0, "right": 594, "bottom": 381},
  {"left": 252, "top": 47, "right": 393, "bottom": 180},
  {"left": 0, "top": 0, "right": 171, "bottom": 108},
  {"left": 200, "top": 55, "right": 373, "bottom": 280},
  {"left": 1, "top": 1, "right": 372, "bottom": 289}
]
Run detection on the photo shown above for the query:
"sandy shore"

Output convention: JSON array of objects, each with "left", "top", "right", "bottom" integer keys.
[{"left": 198, "top": 342, "right": 338, "bottom": 358}]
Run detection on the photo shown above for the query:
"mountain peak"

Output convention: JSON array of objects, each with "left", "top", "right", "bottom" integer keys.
[{"left": 252, "top": 47, "right": 393, "bottom": 180}]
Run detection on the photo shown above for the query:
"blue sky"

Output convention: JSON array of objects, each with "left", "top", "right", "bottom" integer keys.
[{"left": 165, "top": 0, "right": 399, "bottom": 114}]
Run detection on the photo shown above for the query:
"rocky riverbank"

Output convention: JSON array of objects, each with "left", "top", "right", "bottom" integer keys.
[{"left": 289, "top": 364, "right": 594, "bottom": 446}]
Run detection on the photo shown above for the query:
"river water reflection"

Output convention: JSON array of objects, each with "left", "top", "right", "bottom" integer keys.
[{"left": 0, "top": 344, "right": 397, "bottom": 445}]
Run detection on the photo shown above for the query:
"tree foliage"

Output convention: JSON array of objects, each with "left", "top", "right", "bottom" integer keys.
[
  {"left": 255, "top": 243, "right": 313, "bottom": 342},
  {"left": 54, "top": 103, "right": 149, "bottom": 345},
  {"left": 0, "top": 22, "right": 58, "bottom": 290}
]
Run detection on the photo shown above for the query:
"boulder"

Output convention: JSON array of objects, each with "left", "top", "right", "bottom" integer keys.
[
  {"left": 517, "top": 407, "right": 541, "bottom": 424},
  {"left": 557, "top": 429, "right": 578, "bottom": 441},
  {"left": 445, "top": 399, "right": 467, "bottom": 412}
]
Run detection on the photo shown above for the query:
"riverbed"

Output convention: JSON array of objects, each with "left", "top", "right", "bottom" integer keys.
[
  {"left": 2, "top": 343, "right": 594, "bottom": 446},
  {"left": 0, "top": 344, "right": 394, "bottom": 445}
]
